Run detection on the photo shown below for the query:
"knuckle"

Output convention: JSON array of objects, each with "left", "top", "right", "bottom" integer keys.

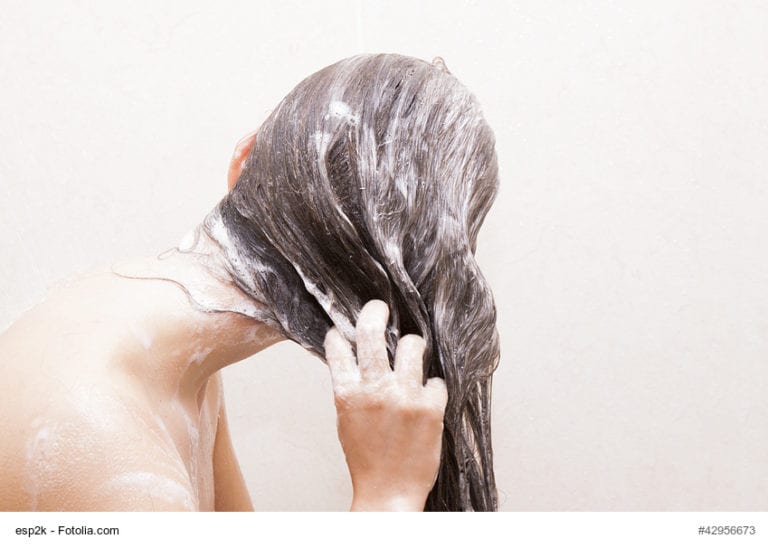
[
  {"left": 334, "top": 397, "right": 352, "bottom": 413},
  {"left": 363, "top": 398, "right": 386, "bottom": 412},
  {"left": 335, "top": 384, "right": 388, "bottom": 412},
  {"left": 334, "top": 395, "right": 360, "bottom": 414},
  {"left": 427, "top": 401, "right": 447, "bottom": 420},
  {"left": 415, "top": 404, "right": 446, "bottom": 428},
  {"left": 393, "top": 397, "right": 433, "bottom": 419},
  {"left": 357, "top": 391, "right": 386, "bottom": 412},
  {"left": 332, "top": 384, "right": 356, "bottom": 405},
  {"left": 393, "top": 403, "right": 419, "bottom": 420}
]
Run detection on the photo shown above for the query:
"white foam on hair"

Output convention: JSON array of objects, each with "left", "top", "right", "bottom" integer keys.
[
  {"left": 135, "top": 215, "right": 271, "bottom": 322},
  {"left": 178, "top": 228, "right": 198, "bottom": 252},
  {"left": 294, "top": 263, "right": 355, "bottom": 340},
  {"left": 327, "top": 100, "right": 359, "bottom": 123},
  {"left": 394, "top": 175, "right": 408, "bottom": 198},
  {"left": 313, "top": 130, "right": 332, "bottom": 152}
]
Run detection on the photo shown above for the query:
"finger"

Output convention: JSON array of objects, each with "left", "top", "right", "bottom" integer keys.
[
  {"left": 424, "top": 377, "right": 449, "bottom": 412},
  {"left": 324, "top": 327, "right": 359, "bottom": 387},
  {"left": 355, "top": 300, "right": 391, "bottom": 381},
  {"left": 394, "top": 334, "right": 426, "bottom": 384}
]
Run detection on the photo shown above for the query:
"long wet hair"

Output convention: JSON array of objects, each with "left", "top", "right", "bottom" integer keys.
[{"left": 203, "top": 53, "right": 500, "bottom": 511}]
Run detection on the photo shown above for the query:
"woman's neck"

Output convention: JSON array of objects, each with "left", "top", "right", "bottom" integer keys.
[{"left": 105, "top": 230, "right": 284, "bottom": 407}]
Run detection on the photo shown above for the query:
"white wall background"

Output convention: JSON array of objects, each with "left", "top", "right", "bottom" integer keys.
[{"left": 1, "top": 0, "right": 766, "bottom": 511}]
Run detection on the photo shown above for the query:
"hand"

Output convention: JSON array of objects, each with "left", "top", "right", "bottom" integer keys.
[{"left": 324, "top": 300, "right": 448, "bottom": 511}]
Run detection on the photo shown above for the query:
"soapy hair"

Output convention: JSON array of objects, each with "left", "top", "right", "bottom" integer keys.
[{"left": 202, "top": 53, "right": 500, "bottom": 511}]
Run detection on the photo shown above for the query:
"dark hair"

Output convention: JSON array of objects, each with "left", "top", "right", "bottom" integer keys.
[{"left": 201, "top": 53, "right": 499, "bottom": 510}]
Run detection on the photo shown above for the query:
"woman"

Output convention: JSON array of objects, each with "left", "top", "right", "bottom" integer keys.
[{"left": 0, "top": 54, "right": 500, "bottom": 511}]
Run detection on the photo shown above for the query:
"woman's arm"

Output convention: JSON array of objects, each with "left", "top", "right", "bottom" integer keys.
[
  {"left": 324, "top": 300, "right": 448, "bottom": 511},
  {"left": 212, "top": 395, "right": 254, "bottom": 511}
]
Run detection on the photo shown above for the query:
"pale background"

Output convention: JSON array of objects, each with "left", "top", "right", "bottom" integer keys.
[{"left": 1, "top": 0, "right": 766, "bottom": 511}]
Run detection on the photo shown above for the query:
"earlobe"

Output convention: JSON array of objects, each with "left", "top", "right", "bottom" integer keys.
[{"left": 227, "top": 131, "right": 257, "bottom": 191}]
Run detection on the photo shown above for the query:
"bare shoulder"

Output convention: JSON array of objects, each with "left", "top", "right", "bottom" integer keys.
[
  {"left": 0, "top": 264, "right": 224, "bottom": 511},
  {"left": 0, "top": 270, "right": 198, "bottom": 511},
  {"left": 0, "top": 266, "right": 138, "bottom": 356}
]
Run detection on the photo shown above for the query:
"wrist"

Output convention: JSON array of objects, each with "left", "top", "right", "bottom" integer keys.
[{"left": 350, "top": 492, "right": 426, "bottom": 512}]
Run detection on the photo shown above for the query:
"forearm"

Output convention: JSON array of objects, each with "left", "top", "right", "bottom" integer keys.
[{"left": 213, "top": 397, "right": 254, "bottom": 511}]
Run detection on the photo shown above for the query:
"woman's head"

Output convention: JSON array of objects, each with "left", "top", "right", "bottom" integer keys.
[{"left": 206, "top": 53, "right": 500, "bottom": 510}]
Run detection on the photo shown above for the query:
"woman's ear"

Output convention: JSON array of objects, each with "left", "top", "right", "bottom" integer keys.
[{"left": 227, "top": 131, "right": 258, "bottom": 191}]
